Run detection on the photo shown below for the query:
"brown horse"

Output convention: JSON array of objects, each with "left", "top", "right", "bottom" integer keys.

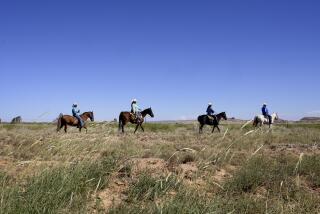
[
  {"left": 119, "top": 108, "right": 154, "bottom": 133},
  {"left": 57, "top": 111, "right": 94, "bottom": 133}
]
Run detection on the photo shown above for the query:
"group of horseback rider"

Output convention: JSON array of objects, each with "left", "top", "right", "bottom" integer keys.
[
  {"left": 71, "top": 99, "right": 143, "bottom": 128},
  {"left": 205, "top": 102, "right": 272, "bottom": 124},
  {"left": 71, "top": 100, "right": 273, "bottom": 128}
]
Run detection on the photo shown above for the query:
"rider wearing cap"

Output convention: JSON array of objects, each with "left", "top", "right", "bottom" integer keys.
[
  {"left": 262, "top": 103, "right": 272, "bottom": 125},
  {"left": 131, "top": 99, "right": 142, "bottom": 121},
  {"left": 72, "top": 103, "right": 83, "bottom": 128}
]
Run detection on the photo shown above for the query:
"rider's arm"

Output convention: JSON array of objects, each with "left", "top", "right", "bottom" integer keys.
[{"left": 73, "top": 108, "right": 80, "bottom": 115}]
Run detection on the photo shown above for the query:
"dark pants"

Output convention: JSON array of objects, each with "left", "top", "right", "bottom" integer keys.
[
  {"left": 74, "top": 115, "right": 83, "bottom": 127},
  {"left": 264, "top": 114, "right": 272, "bottom": 124}
]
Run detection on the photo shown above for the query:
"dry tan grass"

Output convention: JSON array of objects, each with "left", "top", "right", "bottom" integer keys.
[{"left": 0, "top": 122, "right": 320, "bottom": 213}]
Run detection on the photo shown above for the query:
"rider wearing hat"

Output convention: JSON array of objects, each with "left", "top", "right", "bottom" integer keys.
[
  {"left": 72, "top": 103, "right": 83, "bottom": 128},
  {"left": 262, "top": 103, "right": 272, "bottom": 125},
  {"left": 131, "top": 99, "right": 142, "bottom": 121}
]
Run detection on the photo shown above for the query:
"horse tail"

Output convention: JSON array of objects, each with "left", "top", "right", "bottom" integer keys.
[
  {"left": 118, "top": 113, "right": 122, "bottom": 131},
  {"left": 253, "top": 117, "right": 258, "bottom": 127},
  {"left": 57, "top": 113, "right": 63, "bottom": 132},
  {"left": 197, "top": 116, "right": 202, "bottom": 123}
]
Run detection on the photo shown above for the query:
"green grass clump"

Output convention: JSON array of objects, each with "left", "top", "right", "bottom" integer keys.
[
  {"left": 161, "top": 188, "right": 212, "bottom": 214},
  {"left": 225, "top": 155, "right": 297, "bottom": 194},
  {"left": 299, "top": 155, "right": 320, "bottom": 187},
  {"left": 110, "top": 187, "right": 211, "bottom": 214},
  {"left": 127, "top": 173, "right": 180, "bottom": 202},
  {"left": 143, "top": 123, "right": 191, "bottom": 132},
  {"left": 0, "top": 156, "right": 117, "bottom": 214}
]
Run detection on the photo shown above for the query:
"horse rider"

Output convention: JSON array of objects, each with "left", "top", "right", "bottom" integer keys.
[
  {"left": 72, "top": 103, "right": 83, "bottom": 128},
  {"left": 206, "top": 103, "right": 217, "bottom": 121},
  {"left": 131, "top": 99, "right": 142, "bottom": 122},
  {"left": 262, "top": 103, "right": 272, "bottom": 125}
]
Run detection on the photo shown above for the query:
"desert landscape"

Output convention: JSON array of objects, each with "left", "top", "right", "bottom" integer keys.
[{"left": 1, "top": 121, "right": 319, "bottom": 213}]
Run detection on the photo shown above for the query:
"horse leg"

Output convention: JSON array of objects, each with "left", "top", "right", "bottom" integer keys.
[
  {"left": 212, "top": 126, "right": 215, "bottom": 133},
  {"left": 140, "top": 124, "right": 145, "bottom": 132},
  {"left": 118, "top": 121, "right": 123, "bottom": 133},
  {"left": 57, "top": 124, "right": 62, "bottom": 132},
  {"left": 64, "top": 125, "right": 67, "bottom": 133},
  {"left": 199, "top": 124, "right": 204, "bottom": 134},
  {"left": 216, "top": 126, "right": 221, "bottom": 133},
  {"left": 134, "top": 124, "right": 139, "bottom": 134},
  {"left": 120, "top": 121, "right": 126, "bottom": 133}
]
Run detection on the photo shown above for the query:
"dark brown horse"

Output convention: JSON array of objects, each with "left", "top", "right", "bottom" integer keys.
[
  {"left": 198, "top": 112, "right": 227, "bottom": 133},
  {"left": 119, "top": 108, "right": 154, "bottom": 133},
  {"left": 57, "top": 111, "right": 94, "bottom": 133}
]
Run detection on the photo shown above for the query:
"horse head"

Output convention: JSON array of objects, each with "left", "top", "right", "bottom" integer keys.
[
  {"left": 146, "top": 107, "right": 154, "bottom": 118},
  {"left": 90, "top": 111, "right": 95, "bottom": 122},
  {"left": 221, "top": 112, "right": 228, "bottom": 120},
  {"left": 83, "top": 111, "right": 94, "bottom": 121}
]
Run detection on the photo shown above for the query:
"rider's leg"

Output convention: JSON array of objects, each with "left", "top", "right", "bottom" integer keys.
[
  {"left": 137, "top": 112, "right": 142, "bottom": 122},
  {"left": 76, "top": 115, "right": 83, "bottom": 127},
  {"left": 268, "top": 115, "right": 272, "bottom": 125},
  {"left": 263, "top": 114, "right": 268, "bottom": 123}
]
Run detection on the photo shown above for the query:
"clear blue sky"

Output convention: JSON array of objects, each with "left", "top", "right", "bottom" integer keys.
[{"left": 1, "top": 0, "right": 319, "bottom": 122}]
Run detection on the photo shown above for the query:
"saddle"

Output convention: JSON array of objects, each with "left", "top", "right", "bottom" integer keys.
[
  {"left": 207, "top": 115, "right": 216, "bottom": 122},
  {"left": 130, "top": 113, "right": 136, "bottom": 121},
  {"left": 73, "top": 116, "right": 83, "bottom": 127},
  {"left": 130, "top": 113, "right": 142, "bottom": 123},
  {"left": 263, "top": 115, "right": 270, "bottom": 123}
]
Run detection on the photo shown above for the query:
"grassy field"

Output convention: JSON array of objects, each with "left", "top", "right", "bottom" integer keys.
[{"left": 0, "top": 122, "right": 320, "bottom": 213}]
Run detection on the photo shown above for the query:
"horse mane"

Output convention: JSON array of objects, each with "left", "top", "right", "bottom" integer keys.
[
  {"left": 216, "top": 112, "right": 225, "bottom": 115},
  {"left": 81, "top": 111, "right": 91, "bottom": 115},
  {"left": 141, "top": 108, "right": 151, "bottom": 113}
]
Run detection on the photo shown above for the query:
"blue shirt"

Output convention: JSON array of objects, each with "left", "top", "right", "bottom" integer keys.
[
  {"left": 262, "top": 106, "right": 269, "bottom": 115},
  {"left": 206, "top": 106, "right": 214, "bottom": 115},
  {"left": 72, "top": 107, "right": 80, "bottom": 116}
]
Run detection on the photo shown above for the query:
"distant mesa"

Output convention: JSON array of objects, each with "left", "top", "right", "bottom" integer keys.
[
  {"left": 274, "top": 118, "right": 287, "bottom": 123},
  {"left": 300, "top": 117, "right": 320, "bottom": 122},
  {"left": 227, "top": 117, "right": 247, "bottom": 123},
  {"left": 11, "top": 116, "right": 22, "bottom": 124}
]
